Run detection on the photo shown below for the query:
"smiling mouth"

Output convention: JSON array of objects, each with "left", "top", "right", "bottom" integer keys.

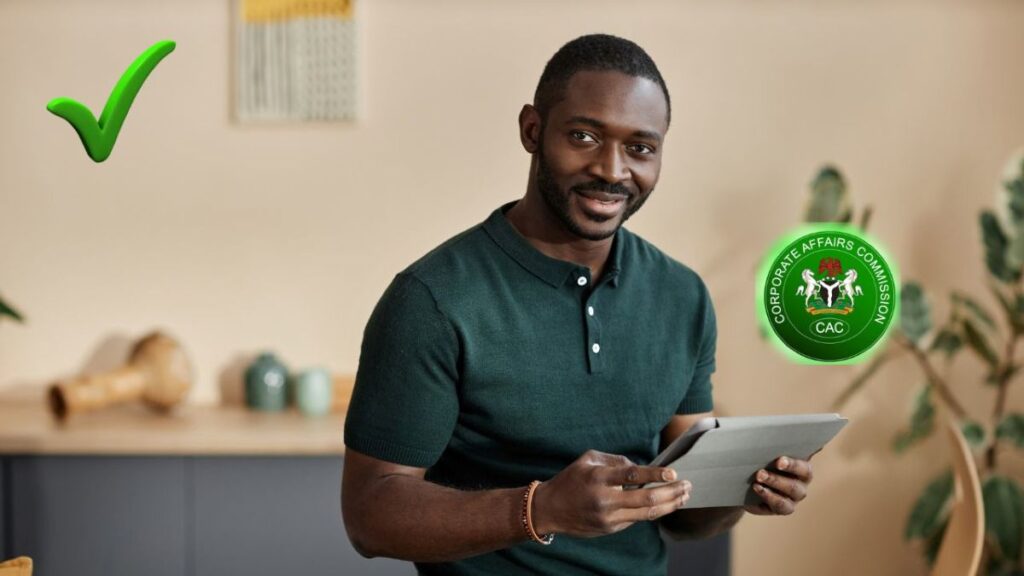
[
  {"left": 576, "top": 189, "right": 628, "bottom": 203},
  {"left": 575, "top": 190, "right": 627, "bottom": 217}
]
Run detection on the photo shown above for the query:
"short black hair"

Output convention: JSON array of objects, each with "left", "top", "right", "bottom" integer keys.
[{"left": 533, "top": 34, "right": 671, "bottom": 126}]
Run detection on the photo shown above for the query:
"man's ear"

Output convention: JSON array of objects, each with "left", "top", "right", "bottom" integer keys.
[{"left": 518, "top": 104, "right": 542, "bottom": 154}]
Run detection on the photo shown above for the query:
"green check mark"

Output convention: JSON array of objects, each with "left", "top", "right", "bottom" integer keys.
[{"left": 47, "top": 40, "right": 176, "bottom": 163}]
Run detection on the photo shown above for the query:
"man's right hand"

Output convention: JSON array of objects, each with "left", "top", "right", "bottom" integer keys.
[{"left": 530, "top": 449, "right": 691, "bottom": 538}]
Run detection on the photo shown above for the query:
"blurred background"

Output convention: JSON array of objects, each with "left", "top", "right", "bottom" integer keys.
[{"left": 2, "top": 0, "right": 1024, "bottom": 575}]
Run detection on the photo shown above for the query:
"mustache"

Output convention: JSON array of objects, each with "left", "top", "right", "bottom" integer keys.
[{"left": 571, "top": 180, "right": 631, "bottom": 198}]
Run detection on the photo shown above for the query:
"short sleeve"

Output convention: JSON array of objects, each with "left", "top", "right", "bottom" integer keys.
[
  {"left": 676, "top": 280, "right": 716, "bottom": 414},
  {"left": 343, "top": 272, "right": 460, "bottom": 468}
]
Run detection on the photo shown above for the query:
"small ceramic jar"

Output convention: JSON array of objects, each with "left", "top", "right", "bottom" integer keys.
[
  {"left": 244, "top": 352, "right": 289, "bottom": 411},
  {"left": 294, "top": 367, "right": 333, "bottom": 416}
]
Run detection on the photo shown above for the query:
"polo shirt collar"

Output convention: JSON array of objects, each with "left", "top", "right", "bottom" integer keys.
[{"left": 483, "top": 200, "right": 623, "bottom": 289}]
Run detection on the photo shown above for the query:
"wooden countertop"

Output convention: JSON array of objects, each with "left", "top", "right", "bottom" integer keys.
[{"left": 0, "top": 390, "right": 348, "bottom": 456}]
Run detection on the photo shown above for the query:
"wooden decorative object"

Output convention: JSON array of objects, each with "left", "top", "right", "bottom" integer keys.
[
  {"left": 0, "top": 557, "right": 33, "bottom": 576},
  {"left": 48, "top": 331, "right": 194, "bottom": 420}
]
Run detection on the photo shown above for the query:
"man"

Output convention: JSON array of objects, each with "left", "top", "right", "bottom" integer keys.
[{"left": 341, "top": 34, "right": 814, "bottom": 575}]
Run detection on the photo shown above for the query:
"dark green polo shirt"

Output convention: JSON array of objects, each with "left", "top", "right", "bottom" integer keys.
[{"left": 344, "top": 199, "right": 717, "bottom": 576}]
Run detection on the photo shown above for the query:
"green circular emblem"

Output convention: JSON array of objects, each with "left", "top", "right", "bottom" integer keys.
[{"left": 758, "top": 225, "right": 898, "bottom": 363}]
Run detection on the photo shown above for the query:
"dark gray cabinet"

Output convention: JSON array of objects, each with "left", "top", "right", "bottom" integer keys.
[
  {"left": 191, "top": 457, "right": 408, "bottom": 576},
  {"left": 7, "top": 457, "right": 188, "bottom": 576},
  {"left": 0, "top": 456, "right": 728, "bottom": 576}
]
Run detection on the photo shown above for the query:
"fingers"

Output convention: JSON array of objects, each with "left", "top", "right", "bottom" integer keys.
[
  {"left": 747, "top": 457, "right": 813, "bottom": 516},
  {"left": 617, "top": 480, "right": 691, "bottom": 511},
  {"left": 605, "top": 463, "right": 678, "bottom": 486},
  {"left": 775, "top": 456, "right": 813, "bottom": 482},
  {"left": 571, "top": 451, "right": 693, "bottom": 533},
  {"left": 752, "top": 481, "right": 796, "bottom": 515},
  {"left": 607, "top": 482, "right": 692, "bottom": 525},
  {"left": 755, "top": 468, "right": 807, "bottom": 503},
  {"left": 579, "top": 451, "right": 681, "bottom": 487}
]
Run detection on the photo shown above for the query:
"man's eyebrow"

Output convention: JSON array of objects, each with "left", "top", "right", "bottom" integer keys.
[{"left": 565, "top": 115, "right": 663, "bottom": 143}]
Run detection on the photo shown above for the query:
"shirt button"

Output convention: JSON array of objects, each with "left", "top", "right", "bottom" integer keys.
[
  {"left": 592, "top": 343, "right": 601, "bottom": 354},
  {"left": 577, "top": 276, "right": 588, "bottom": 286},
  {"left": 587, "top": 306, "right": 595, "bottom": 316}
]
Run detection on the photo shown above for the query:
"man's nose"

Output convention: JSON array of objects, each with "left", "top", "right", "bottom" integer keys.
[{"left": 588, "top": 143, "right": 630, "bottom": 185}]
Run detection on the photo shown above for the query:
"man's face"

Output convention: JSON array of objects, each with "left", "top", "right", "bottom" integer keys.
[{"left": 534, "top": 70, "right": 668, "bottom": 241}]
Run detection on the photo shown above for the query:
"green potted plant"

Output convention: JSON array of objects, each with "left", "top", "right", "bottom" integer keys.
[{"left": 802, "top": 155, "right": 1024, "bottom": 575}]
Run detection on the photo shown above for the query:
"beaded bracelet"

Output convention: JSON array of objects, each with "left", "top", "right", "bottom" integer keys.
[{"left": 521, "top": 480, "right": 555, "bottom": 545}]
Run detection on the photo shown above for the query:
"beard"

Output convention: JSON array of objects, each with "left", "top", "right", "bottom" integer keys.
[{"left": 535, "top": 137, "right": 651, "bottom": 241}]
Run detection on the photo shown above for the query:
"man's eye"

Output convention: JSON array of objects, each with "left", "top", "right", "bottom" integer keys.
[
  {"left": 571, "top": 131, "right": 596, "bottom": 143},
  {"left": 629, "top": 144, "right": 655, "bottom": 155}
]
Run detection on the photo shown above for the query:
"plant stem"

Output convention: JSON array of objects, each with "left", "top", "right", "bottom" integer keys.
[
  {"left": 858, "top": 205, "right": 873, "bottom": 232},
  {"left": 894, "top": 333, "right": 968, "bottom": 419},
  {"left": 992, "top": 325, "right": 1017, "bottom": 420},
  {"left": 831, "top": 346, "right": 899, "bottom": 411},
  {"left": 987, "top": 283, "right": 1022, "bottom": 471}
]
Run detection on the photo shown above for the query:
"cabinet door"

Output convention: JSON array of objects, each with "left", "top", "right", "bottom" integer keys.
[
  {"left": 1, "top": 458, "right": 6, "bottom": 560},
  {"left": 8, "top": 456, "right": 187, "bottom": 576},
  {"left": 192, "top": 456, "right": 413, "bottom": 576}
]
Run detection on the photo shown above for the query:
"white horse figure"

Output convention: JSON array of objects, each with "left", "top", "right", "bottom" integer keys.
[
  {"left": 795, "top": 269, "right": 818, "bottom": 307},
  {"left": 840, "top": 269, "right": 863, "bottom": 307}
]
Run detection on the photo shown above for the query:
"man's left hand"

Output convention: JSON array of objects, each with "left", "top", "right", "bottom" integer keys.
[{"left": 743, "top": 456, "right": 813, "bottom": 516}]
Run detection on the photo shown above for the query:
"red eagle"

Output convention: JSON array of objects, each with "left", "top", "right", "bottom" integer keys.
[{"left": 818, "top": 257, "right": 843, "bottom": 278}]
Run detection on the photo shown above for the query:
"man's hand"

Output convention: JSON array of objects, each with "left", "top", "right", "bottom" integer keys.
[
  {"left": 531, "top": 449, "right": 692, "bottom": 537},
  {"left": 743, "top": 455, "right": 814, "bottom": 516}
]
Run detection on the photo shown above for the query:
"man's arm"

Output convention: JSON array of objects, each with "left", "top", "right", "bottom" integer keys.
[
  {"left": 656, "top": 411, "right": 745, "bottom": 541},
  {"left": 342, "top": 446, "right": 693, "bottom": 563},
  {"left": 341, "top": 447, "right": 529, "bottom": 562}
]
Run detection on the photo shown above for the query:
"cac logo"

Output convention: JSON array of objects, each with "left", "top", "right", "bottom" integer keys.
[
  {"left": 810, "top": 317, "right": 850, "bottom": 339},
  {"left": 758, "top": 226, "right": 898, "bottom": 362}
]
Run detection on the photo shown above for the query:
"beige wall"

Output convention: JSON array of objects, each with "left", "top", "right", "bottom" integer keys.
[{"left": 2, "top": 0, "right": 1024, "bottom": 574}]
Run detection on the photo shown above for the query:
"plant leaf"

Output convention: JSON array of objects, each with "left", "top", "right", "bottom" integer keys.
[
  {"left": 905, "top": 469, "right": 953, "bottom": 540},
  {"left": 1005, "top": 157, "right": 1024, "bottom": 225},
  {"left": 0, "top": 293, "right": 24, "bottom": 323},
  {"left": 952, "top": 292, "right": 997, "bottom": 331},
  {"left": 1013, "top": 292, "right": 1024, "bottom": 334},
  {"left": 961, "top": 317, "right": 1001, "bottom": 371},
  {"left": 928, "top": 326, "right": 963, "bottom": 358},
  {"left": 1008, "top": 232, "right": 1024, "bottom": 270},
  {"left": 1008, "top": 159, "right": 1024, "bottom": 266},
  {"left": 981, "top": 210, "right": 1021, "bottom": 283},
  {"left": 983, "top": 475, "right": 1024, "bottom": 562},
  {"left": 805, "top": 165, "right": 850, "bottom": 222},
  {"left": 961, "top": 420, "right": 986, "bottom": 447},
  {"left": 900, "top": 282, "right": 932, "bottom": 345},
  {"left": 923, "top": 517, "right": 949, "bottom": 567},
  {"left": 1005, "top": 155, "right": 1024, "bottom": 269},
  {"left": 1004, "top": 364, "right": 1022, "bottom": 383},
  {"left": 997, "top": 413, "right": 1024, "bottom": 448},
  {"left": 893, "top": 384, "right": 936, "bottom": 453},
  {"left": 987, "top": 563, "right": 1024, "bottom": 576},
  {"left": 991, "top": 284, "right": 1024, "bottom": 332}
]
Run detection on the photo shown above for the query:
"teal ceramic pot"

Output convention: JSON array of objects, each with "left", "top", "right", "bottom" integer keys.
[
  {"left": 244, "top": 353, "right": 289, "bottom": 411},
  {"left": 294, "top": 367, "right": 333, "bottom": 416}
]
